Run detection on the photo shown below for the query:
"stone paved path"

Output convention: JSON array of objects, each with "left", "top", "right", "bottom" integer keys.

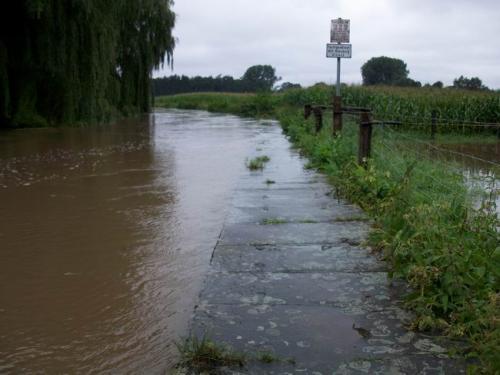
[{"left": 190, "top": 123, "right": 466, "bottom": 374}]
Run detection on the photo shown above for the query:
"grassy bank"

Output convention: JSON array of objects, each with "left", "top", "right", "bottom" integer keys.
[
  {"left": 156, "top": 92, "right": 279, "bottom": 118},
  {"left": 281, "top": 115, "right": 499, "bottom": 373},
  {"left": 158, "top": 90, "right": 499, "bottom": 373}
]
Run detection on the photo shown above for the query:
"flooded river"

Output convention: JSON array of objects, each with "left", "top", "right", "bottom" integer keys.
[
  {"left": 0, "top": 110, "right": 267, "bottom": 373},
  {"left": 1, "top": 110, "right": 498, "bottom": 373}
]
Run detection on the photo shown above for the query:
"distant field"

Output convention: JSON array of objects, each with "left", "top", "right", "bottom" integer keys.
[
  {"left": 285, "top": 85, "right": 500, "bottom": 129},
  {"left": 157, "top": 85, "right": 500, "bottom": 133}
]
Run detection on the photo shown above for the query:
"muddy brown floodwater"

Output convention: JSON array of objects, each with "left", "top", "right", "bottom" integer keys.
[
  {"left": 0, "top": 109, "right": 267, "bottom": 374},
  {"left": 437, "top": 142, "right": 500, "bottom": 173}
]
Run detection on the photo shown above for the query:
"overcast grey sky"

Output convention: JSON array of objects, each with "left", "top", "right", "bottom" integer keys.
[{"left": 155, "top": 0, "right": 500, "bottom": 89}]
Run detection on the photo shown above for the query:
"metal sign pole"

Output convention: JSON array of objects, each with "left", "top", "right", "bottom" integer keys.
[
  {"left": 330, "top": 18, "right": 350, "bottom": 96},
  {"left": 329, "top": 18, "right": 350, "bottom": 135},
  {"left": 336, "top": 56, "right": 341, "bottom": 96}
]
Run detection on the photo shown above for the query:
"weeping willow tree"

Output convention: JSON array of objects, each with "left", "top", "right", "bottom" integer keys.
[{"left": 0, "top": 0, "right": 175, "bottom": 127}]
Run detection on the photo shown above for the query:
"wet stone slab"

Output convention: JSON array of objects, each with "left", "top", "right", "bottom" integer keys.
[
  {"left": 225, "top": 204, "right": 364, "bottom": 225},
  {"left": 198, "top": 271, "right": 407, "bottom": 313},
  {"left": 226, "top": 188, "right": 365, "bottom": 224},
  {"left": 235, "top": 179, "right": 328, "bottom": 190},
  {"left": 211, "top": 244, "right": 386, "bottom": 273},
  {"left": 192, "top": 303, "right": 465, "bottom": 374},
  {"left": 231, "top": 187, "right": 336, "bottom": 204},
  {"left": 220, "top": 222, "right": 369, "bottom": 246},
  {"left": 188, "top": 122, "right": 467, "bottom": 374}
]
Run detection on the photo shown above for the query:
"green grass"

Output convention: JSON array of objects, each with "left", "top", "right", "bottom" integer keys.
[
  {"left": 383, "top": 128, "right": 500, "bottom": 145},
  {"left": 247, "top": 155, "right": 270, "bottom": 170},
  {"left": 156, "top": 92, "right": 278, "bottom": 118},
  {"left": 281, "top": 115, "right": 499, "bottom": 373},
  {"left": 280, "top": 84, "right": 500, "bottom": 130},
  {"left": 256, "top": 351, "right": 296, "bottom": 365},
  {"left": 160, "top": 89, "right": 499, "bottom": 373},
  {"left": 176, "top": 335, "right": 246, "bottom": 373},
  {"left": 176, "top": 335, "right": 296, "bottom": 372},
  {"left": 257, "top": 352, "right": 278, "bottom": 364},
  {"left": 157, "top": 85, "right": 500, "bottom": 135},
  {"left": 333, "top": 215, "right": 370, "bottom": 222},
  {"left": 261, "top": 218, "right": 288, "bottom": 225}
]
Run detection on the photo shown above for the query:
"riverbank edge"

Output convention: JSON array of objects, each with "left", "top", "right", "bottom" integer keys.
[
  {"left": 0, "top": 108, "right": 152, "bottom": 130},
  {"left": 158, "top": 93, "right": 499, "bottom": 373}
]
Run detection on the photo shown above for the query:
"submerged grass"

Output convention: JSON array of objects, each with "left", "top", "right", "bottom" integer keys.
[
  {"left": 176, "top": 334, "right": 246, "bottom": 373},
  {"left": 261, "top": 218, "right": 288, "bottom": 225},
  {"left": 160, "top": 91, "right": 499, "bottom": 373},
  {"left": 333, "top": 215, "right": 370, "bottom": 222},
  {"left": 247, "top": 155, "right": 270, "bottom": 170},
  {"left": 176, "top": 335, "right": 295, "bottom": 373},
  {"left": 257, "top": 352, "right": 279, "bottom": 364}
]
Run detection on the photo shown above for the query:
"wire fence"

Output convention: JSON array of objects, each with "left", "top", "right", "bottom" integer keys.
[
  {"left": 368, "top": 115, "right": 500, "bottom": 212},
  {"left": 302, "top": 103, "right": 499, "bottom": 210},
  {"left": 380, "top": 125, "right": 500, "bottom": 169},
  {"left": 374, "top": 114, "right": 500, "bottom": 137}
]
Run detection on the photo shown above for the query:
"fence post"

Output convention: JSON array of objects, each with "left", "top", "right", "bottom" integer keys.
[
  {"left": 304, "top": 104, "right": 312, "bottom": 119},
  {"left": 313, "top": 107, "right": 323, "bottom": 133},
  {"left": 333, "top": 96, "right": 342, "bottom": 136},
  {"left": 431, "top": 110, "right": 437, "bottom": 140},
  {"left": 358, "top": 112, "right": 373, "bottom": 167}
]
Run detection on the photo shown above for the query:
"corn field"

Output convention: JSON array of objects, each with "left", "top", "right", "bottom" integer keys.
[{"left": 281, "top": 85, "right": 500, "bottom": 132}]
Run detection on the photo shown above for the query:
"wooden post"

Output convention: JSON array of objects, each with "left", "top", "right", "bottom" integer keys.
[
  {"left": 333, "top": 96, "right": 342, "bottom": 136},
  {"left": 313, "top": 107, "right": 323, "bottom": 133},
  {"left": 304, "top": 104, "right": 312, "bottom": 119},
  {"left": 358, "top": 112, "right": 373, "bottom": 167},
  {"left": 431, "top": 110, "right": 437, "bottom": 140}
]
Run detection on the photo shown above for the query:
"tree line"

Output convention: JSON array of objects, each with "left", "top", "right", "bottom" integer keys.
[
  {"left": 155, "top": 57, "right": 492, "bottom": 98},
  {"left": 361, "top": 56, "right": 491, "bottom": 91},
  {"left": 153, "top": 65, "right": 282, "bottom": 96},
  {"left": 0, "top": 0, "right": 175, "bottom": 128}
]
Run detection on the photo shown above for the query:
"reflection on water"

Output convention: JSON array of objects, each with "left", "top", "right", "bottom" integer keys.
[
  {"left": 0, "top": 110, "right": 265, "bottom": 373},
  {"left": 434, "top": 143, "right": 499, "bottom": 212},
  {"left": 404, "top": 140, "right": 499, "bottom": 212},
  {"left": 437, "top": 142, "right": 500, "bottom": 174}
]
